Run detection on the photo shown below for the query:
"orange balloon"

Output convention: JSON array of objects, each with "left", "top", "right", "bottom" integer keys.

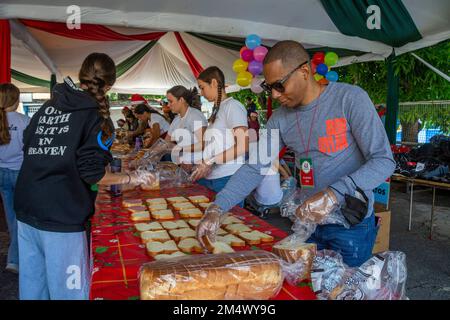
[{"left": 318, "top": 78, "right": 329, "bottom": 85}]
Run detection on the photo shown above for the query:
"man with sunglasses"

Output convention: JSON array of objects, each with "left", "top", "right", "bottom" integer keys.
[{"left": 197, "top": 40, "right": 395, "bottom": 267}]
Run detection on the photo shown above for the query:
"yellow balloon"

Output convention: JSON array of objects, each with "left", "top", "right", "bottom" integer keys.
[
  {"left": 236, "top": 71, "right": 253, "bottom": 87},
  {"left": 314, "top": 73, "right": 324, "bottom": 82},
  {"left": 233, "top": 59, "right": 249, "bottom": 73}
]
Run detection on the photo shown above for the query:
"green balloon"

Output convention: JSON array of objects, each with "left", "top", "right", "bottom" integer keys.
[{"left": 324, "top": 52, "right": 339, "bottom": 67}]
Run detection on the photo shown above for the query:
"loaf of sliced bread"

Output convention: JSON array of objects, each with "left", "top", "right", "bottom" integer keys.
[
  {"left": 161, "top": 220, "right": 189, "bottom": 230},
  {"left": 188, "top": 195, "right": 210, "bottom": 203},
  {"left": 151, "top": 209, "right": 174, "bottom": 220},
  {"left": 166, "top": 196, "right": 188, "bottom": 203},
  {"left": 224, "top": 223, "right": 252, "bottom": 235},
  {"left": 146, "top": 240, "right": 178, "bottom": 256},
  {"left": 169, "top": 228, "right": 196, "bottom": 242},
  {"left": 177, "top": 238, "right": 203, "bottom": 253},
  {"left": 134, "top": 222, "right": 163, "bottom": 232},
  {"left": 153, "top": 251, "right": 186, "bottom": 260},
  {"left": 130, "top": 212, "right": 151, "bottom": 222},
  {"left": 179, "top": 208, "right": 203, "bottom": 219},
  {"left": 140, "top": 230, "right": 171, "bottom": 243}
]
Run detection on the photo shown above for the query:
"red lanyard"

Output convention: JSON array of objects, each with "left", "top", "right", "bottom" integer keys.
[{"left": 294, "top": 87, "right": 323, "bottom": 158}]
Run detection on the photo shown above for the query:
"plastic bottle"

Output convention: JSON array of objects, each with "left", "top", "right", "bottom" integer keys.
[{"left": 110, "top": 157, "right": 122, "bottom": 197}]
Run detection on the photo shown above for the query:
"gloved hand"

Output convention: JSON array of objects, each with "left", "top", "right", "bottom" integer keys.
[
  {"left": 196, "top": 203, "right": 226, "bottom": 251},
  {"left": 189, "top": 160, "right": 213, "bottom": 182},
  {"left": 295, "top": 188, "right": 339, "bottom": 224}
]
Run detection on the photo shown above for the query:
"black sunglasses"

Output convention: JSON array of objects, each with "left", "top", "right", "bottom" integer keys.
[{"left": 260, "top": 61, "right": 308, "bottom": 94}]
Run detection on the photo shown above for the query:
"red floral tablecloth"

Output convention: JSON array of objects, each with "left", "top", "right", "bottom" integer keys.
[{"left": 89, "top": 185, "right": 316, "bottom": 300}]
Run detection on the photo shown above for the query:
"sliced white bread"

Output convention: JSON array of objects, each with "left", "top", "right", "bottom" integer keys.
[
  {"left": 188, "top": 195, "right": 210, "bottom": 203},
  {"left": 148, "top": 203, "right": 168, "bottom": 212},
  {"left": 134, "top": 222, "right": 163, "bottom": 232},
  {"left": 179, "top": 208, "right": 203, "bottom": 219},
  {"left": 221, "top": 215, "right": 244, "bottom": 225},
  {"left": 140, "top": 230, "right": 171, "bottom": 243},
  {"left": 153, "top": 251, "right": 187, "bottom": 260},
  {"left": 126, "top": 205, "right": 148, "bottom": 213},
  {"left": 217, "top": 228, "right": 228, "bottom": 236},
  {"left": 197, "top": 202, "right": 211, "bottom": 210},
  {"left": 122, "top": 199, "right": 143, "bottom": 207},
  {"left": 146, "top": 198, "right": 167, "bottom": 205},
  {"left": 161, "top": 220, "right": 189, "bottom": 230},
  {"left": 166, "top": 196, "right": 188, "bottom": 203},
  {"left": 130, "top": 212, "right": 151, "bottom": 222},
  {"left": 224, "top": 223, "right": 252, "bottom": 235},
  {"left": 151, "top": 209, "right": 174, "bottom": 220},
  {"left": 187, "top": 219, "right": 200, "bottom": 228},
  {"left": 146, "top": 240, "right": 178, "bottom": 256},
  {"left": 169, "top": 228, "right": 196, "bottom": 242},
  {"left": 250, "top": 230, "right": 274, "bottom": 243},
  {"left": 172, "top": 202, "right": 195, "bottom": 211},
  {"left": 201, "top": 235, "right": 235, "bottom": 254},
  {"left": 217, "top": 234, "right": 246, "bottom": 247},
  {"left": 237, "top": 231, "right": 261, "bottom": 245},
  {"left": 272, "top": 241, "right": 317, "bottom": 264},
  {"left": 177, "top": 238, "right": 203, "bottom": 253}
]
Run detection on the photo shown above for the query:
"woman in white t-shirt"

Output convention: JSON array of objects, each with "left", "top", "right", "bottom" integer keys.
[
  {"left": 190, "top": 66, "right": 249, "bottom": 194},
  {"left": 133, "top": 103, "right": 170, "bottom": 148},
  {"left": 165, "top": 86, "right": 208, "bottom": 165}
]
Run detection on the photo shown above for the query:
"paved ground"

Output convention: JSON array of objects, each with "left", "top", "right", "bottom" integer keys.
[{"left": 1, "top": 182, "right": 449, "bottom": 300}]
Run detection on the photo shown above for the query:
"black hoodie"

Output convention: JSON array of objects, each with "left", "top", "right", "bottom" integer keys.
[{"left": 14, "top": 77, "right": 113, "bottom": 232}]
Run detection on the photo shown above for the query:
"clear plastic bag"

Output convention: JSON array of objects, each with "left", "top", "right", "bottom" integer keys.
[
  {"left": 311, "top": 250, "right": 408, "bottom": 300},
  {"left": 140, "top": 162, "right": 192, "bottom": 191},
  {"left": 139, "top": 250, "right": 284, "bottom": 300}
]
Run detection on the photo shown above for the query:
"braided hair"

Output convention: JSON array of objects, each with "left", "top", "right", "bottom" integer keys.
[
  {"left": 78, "top": 53, "right": 116, "bottom": 143},
  {"left": 0, "top": 83, "right": 20, "bottom": 145},
  {"left": 197, "top": 66, "right": 225, "bottom": 124}
]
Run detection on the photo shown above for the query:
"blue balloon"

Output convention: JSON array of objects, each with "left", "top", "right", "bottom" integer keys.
[
  {"left": 316, "top": 63, "right": 328, "bottom": 76},
  {"left": 245, "top": 34, "right": 261, "bottom": 50},
  {"left": 325, "top": 70, "right": 339, "bottom": 82}
]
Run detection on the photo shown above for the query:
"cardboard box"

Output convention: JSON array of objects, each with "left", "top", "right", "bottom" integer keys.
[{"left": 373, "top": 203, "right": 391, "bottom": 254}]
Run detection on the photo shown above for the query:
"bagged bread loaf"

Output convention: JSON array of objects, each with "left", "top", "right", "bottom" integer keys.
[{"left": 139, "top": 250, "right": 283, "bottom": 300}]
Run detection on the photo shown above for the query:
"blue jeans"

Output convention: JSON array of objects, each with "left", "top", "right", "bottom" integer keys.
[
  {"left": 0, "top": 168, "right": 19, "bottom": 266},
  {"left": 197, "top": 176, "right": 244, "bottom": 207},
  {"left": 306, "top": 214, "right": 378, "bottom": 267},
  {"left": 18, "top": 221, "right": 90, "bottom": 300}
]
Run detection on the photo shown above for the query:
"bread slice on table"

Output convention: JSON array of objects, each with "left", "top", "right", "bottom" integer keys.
[
  {"left": 140, "top": 230, "right": 171, "bottom": 243},
  {"left": 221, "top": 215, "right": 244, "bottom": 225},
  {"left": 177, "top": 238, "right": 203, "bottom": 253},
  {"left": 237, "top": 231, "right": 261, "bottom": 245},
  {"left": 134, "top": 222, "right": 163, "bottom": 232},
  {"left": 146, "top": 198, "right": 167, "bottom": 206},
  {"left": 169, "top": 228, "right": 196, "bottom": 242},
  {"left": 249, "top": 230, "right": 274, "bottom": 243},
  {"left": 202, "top": 235, "right": 235, "bottom": 254},
  {"left": 188, "top": 195, "right": 210, "bottom": 203},
  {"left": 179, "top": 208, "right": 203, "bottom": 219},
  {"left": 161, "top": 220, "right": 189, "bottom": 230},
  {"left": 151, "top": 209, "right": 174, "bottom": 220},
  {"left": 148, "top": 203, "right": 168, "bottom": 212},
  {"left": 172, "top": 202, "right": 195, "bottom": 211},
  {"left": 166, "top": 196, "right": 188, "bottom": 203},
  {"left": 217, "top": 228, "right": 228, "bottom": 236},
  {"left": 146, "top": 240, "right": 178, "bottom": 256},
  {"left": 224, "top": 223, "right": 252, "bottom": 235},
  {"left": 126, "top": 205, "right": 148, "bottom": 213},
  {"left": 217, "top": 234, "right": 246, "bottom": 247},
  {"left": 187, "top": 219, "right": 200, "bottom": 228},
  {"left": 197, "top": 202, "right": 211, "bottom": 210},
  {"left": 122, "top": 199, "right": 143, "bottom": 207},
  {"left": 131, "top": 212, "right": 151, "bottom": 222},
  {"left": 153, "top": 251, "right": 187, "bottom": 260}
]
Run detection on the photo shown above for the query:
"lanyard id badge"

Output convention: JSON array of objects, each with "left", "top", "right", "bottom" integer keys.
[{"left": 299, "top": 158, "right": 315, "bottom": 188}]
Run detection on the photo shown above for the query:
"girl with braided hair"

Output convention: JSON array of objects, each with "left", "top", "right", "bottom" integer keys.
[
  {"left": 14, "top": 53, "right": 154, "bottom": 300},
  {"left": 191, "top": 67, "right": 249, "bottom": 195}
]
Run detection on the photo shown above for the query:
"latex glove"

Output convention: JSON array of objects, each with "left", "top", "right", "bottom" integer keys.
[
  {"left": 128, "top": 169, "right": 156, "bottom": 186},
  {"left": 196, "top": 203, "right": 226, "bottom": 251},
  {"left": 295, "top": 188, "right": 339, "bottom": 224},
  {"left": 189, "top": 161, "right": 213, "bottom": 182}
]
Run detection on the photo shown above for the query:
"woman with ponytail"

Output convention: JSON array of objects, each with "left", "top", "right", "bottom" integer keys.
[
  {"left": 0, "top": 83, "right": 30, "bottom": 274},
  {"left": 191, "top": 67, "right": 249, "bottom": 195},
  {"left": 13, "top": 53, "right": 154, "bottom": 300},
  {"left": 165, "top": 86, "right": 207, "bottom": 164}
]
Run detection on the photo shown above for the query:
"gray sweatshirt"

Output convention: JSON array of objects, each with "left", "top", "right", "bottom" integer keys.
[{"left": 214, "top": 82, "right": 395, "bottom": 222}]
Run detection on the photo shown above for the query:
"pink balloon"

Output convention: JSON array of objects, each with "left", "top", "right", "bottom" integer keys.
[
  {"left": 253, "top": 46, "right": 268, "bottom": 62},
  {"left": 241, "top": 49, "right": 254, "bottom": 62}
]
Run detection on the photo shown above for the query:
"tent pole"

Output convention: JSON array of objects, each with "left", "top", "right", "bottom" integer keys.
[
  {"left": 385, "top": 50, "right": 399, "bottom": 145},
  {"left": 50, "top": 74, "right": 56, "bottom": 96}
]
